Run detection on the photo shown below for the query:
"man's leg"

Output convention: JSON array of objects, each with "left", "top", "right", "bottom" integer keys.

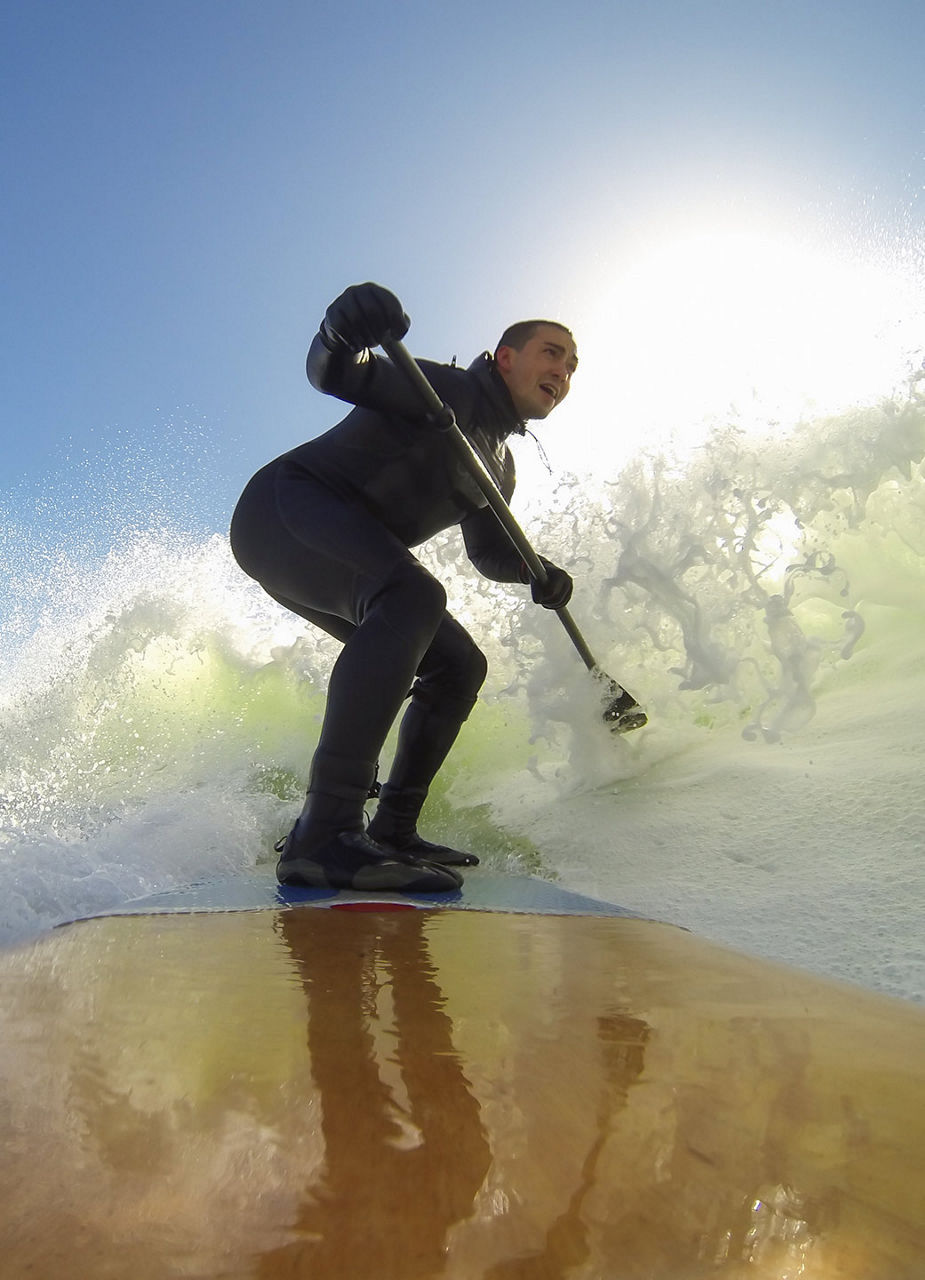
[
  {"left": 367, "top": 615, "right": 488, "bottom": 866},
  {"left": 230, "top": 467, "right": 461, "bottom": 891},
  {"left": 281, "top": 557, "right": 451, "bottom": 840}
]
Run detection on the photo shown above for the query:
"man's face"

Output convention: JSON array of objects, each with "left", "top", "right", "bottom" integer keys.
[{"left": 495, "top": 325, "right": 578, "bottom": 420}]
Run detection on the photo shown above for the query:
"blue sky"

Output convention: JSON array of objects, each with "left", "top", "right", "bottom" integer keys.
[{"left": 3, "top": 0, "right": 923, "bottom": 536}]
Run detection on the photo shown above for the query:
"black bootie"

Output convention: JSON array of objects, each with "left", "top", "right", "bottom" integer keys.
[{"left": 276, "top": 751, "right": 461, "bottom": 893}]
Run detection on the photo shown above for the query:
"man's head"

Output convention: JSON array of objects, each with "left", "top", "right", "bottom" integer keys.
[{"left": 494, "top": 321, "right": 578, "bottom": 421}]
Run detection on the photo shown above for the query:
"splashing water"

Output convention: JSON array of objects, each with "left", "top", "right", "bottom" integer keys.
[{"left": 2, "top": 282, "right": 924, "bottom": 1002}]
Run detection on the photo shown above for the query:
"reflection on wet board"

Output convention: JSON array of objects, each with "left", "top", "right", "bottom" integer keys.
[{"left": 0, "top": 874, "right": 923, "bottom": 1277}]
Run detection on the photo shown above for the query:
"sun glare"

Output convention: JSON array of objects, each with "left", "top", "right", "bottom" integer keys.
[{"left": 542, "top": 226, "right": 920, "bottom": 485}]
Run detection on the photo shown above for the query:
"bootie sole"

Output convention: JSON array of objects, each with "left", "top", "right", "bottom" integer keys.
[
  {"left": 372, "top": 833, "right": 480, "bottom": 868},
  {"left": 275, "top": 829, "right": 462, "bottom": 893}
]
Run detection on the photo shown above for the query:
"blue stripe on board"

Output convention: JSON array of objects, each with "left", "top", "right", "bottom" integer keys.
[{"left": 60, "top": 869, "right": 638, "bottom": 924}]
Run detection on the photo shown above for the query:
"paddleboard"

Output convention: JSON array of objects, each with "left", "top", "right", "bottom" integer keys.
[{"left": 0, "top": 866, "right": 923, "bottom": 1278}]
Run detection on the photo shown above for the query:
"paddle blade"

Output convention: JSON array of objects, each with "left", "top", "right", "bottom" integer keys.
[{"left": 597, "top": 674, "right": 648, "bottom": 733}]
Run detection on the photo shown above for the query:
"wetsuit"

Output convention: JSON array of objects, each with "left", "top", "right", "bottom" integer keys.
[{"left": 230, "top": 332, "right": 528, "bottom": 841}]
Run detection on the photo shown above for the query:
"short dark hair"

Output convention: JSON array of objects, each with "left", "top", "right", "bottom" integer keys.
[{"left": 494, "top": 319, "right": 574, "bottom": 357}]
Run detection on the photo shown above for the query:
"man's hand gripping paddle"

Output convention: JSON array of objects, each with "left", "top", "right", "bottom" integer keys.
[{"left": 381, "top": 337, "right": 647, "bottom": 734}]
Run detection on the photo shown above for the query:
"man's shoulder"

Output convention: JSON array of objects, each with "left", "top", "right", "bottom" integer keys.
[
  {"left": 415, "top": 355, "right": 478, "bottom": 390},
  {"left": 413, "top": 357, "right": 481, "bottom": 417}
]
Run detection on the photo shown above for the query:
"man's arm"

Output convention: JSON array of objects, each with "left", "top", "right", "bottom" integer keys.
[
  {"left": 462, "top": 449, "right": 574, "bottom": 607},
  {"left": 463, "top": 508, "right": 573, "bottom": 607},
  {"left": 306, "top": 331, "right": 458, "bottom": 417},
  {"left": 460, "top": 506, "right": 526, "bottom": 582},
  {"left": 306, "top": 281, "right": 459, "bottom": 417}
]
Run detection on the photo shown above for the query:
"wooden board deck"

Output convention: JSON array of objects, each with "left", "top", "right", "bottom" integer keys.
[{"left": 1, "top": 894, "right": 924, "bottom": 1277}]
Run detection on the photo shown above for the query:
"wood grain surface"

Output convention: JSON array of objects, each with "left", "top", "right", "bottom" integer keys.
[{"left": 1, "top": 907, "right": 923, "bottom": 1278}]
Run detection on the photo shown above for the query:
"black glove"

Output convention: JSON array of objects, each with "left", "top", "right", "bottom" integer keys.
[
  {"left": 522, "top": 557, "right": 573, "bottom": 610},
  {"left": 320, "top": 282, "right": 410, "bottom": 353}
]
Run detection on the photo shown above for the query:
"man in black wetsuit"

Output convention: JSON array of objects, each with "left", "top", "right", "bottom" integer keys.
[{"left": 231, "top": 282, "right": 577, "bottom": 894}]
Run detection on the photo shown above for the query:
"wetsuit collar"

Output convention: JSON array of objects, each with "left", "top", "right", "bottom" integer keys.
[{"left": 466, "top": 351, "right": 527, "bottom": 436}]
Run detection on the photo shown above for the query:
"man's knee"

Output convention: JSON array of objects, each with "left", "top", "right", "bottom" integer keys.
[
  {"left": 457, "top": 642, "right": 489, "bottom": 701},
  {"left": 415, "top": 629, "right": 488, "bottom": 708}
]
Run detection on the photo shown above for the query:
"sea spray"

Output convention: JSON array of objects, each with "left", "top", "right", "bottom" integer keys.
[
  {"left": 1, "top": 372, "right": 924, "bottom": 995},
  {"left": 479, "top": 371, "right": 925, "bottom": 1000},
  {"left": 501, "top": 367, "right": 925, "bottom": 753}
]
